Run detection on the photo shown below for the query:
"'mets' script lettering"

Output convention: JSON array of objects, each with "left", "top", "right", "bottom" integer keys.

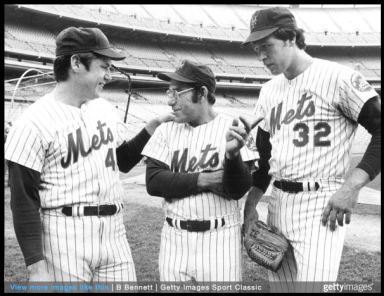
[
  {"left": 171, "top": 144, "right": 219, "bottom": 173},
  {"left": 270, "top": 93, "right": 315, "bottom": 136},
  {"left": 61, "top": 120, "right": 114, "bottom": 168}
]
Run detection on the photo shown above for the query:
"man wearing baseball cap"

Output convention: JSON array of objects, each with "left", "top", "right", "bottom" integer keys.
[
  {"left": 5, "top": 26, "right": 175, "bottom": 283},
  {"left": 242, "top": 6, "right": 381, "bottom": 292},
  {"left": 142, "top": 60, "right": 259, "bottom": 282}
]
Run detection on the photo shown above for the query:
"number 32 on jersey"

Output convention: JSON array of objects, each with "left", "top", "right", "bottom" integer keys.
[{"left": 293, "top": 122, "right": 331, "bottom": 147}]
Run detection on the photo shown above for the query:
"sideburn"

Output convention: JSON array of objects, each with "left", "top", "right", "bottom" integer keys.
[{"left": 191, "top": 91, "right": 200, "bottom": 103}]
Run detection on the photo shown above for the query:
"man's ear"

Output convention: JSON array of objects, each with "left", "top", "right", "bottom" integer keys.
[
  {"left": 289, "top": 36, "right": 296, "bottom": 47},
  {"left": 199, "top": 86, "right": 208, "bottom": 101},
  {"left": 70, "top": 55, "right": 81, "bottom": 72}
]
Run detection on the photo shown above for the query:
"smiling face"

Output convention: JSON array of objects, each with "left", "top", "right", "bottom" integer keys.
[
  {"left": 251, "top": 35, "right": 294, "bottom": 76},
  {"left": 77, "top": 55, "right": 112, "bottom": 100}
]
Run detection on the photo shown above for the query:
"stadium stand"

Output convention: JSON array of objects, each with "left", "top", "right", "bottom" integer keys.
[
  {"left": 4, "top": 4, "right": 381, "bottom": 140},
  {"left": 326, "top": 8, "right": 374, "bottom": 34},
  {"left": 294, "top": 8, "right": 342, "bottom": 34}
]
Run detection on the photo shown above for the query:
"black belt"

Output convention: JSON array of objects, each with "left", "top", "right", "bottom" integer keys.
[
  {"left": 166, "top": 217, "right": 225, "bottom": 232},
  {"left": 273, "top": 180, "right": 320, "bottom": 193},
  {"left": 61, "top": 204, "right": 121, "bottom": 217}
]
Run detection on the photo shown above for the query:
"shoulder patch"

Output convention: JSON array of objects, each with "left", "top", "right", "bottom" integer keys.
[{"left": 350, "top": 72, "right": 373, "bottom": 92}]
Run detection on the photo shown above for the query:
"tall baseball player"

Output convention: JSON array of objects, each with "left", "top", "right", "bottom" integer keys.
[
  {"left": 4, "top": 27, "right": 174, "bottom": 282},
  {"left": 241, "top": 7, "right": 381, "bottom": 292},
  {"left": 142, "top": 60, "right": 259, "bottom": 282}
]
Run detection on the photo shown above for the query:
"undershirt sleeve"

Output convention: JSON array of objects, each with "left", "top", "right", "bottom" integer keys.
[
  {"left": 145, "top": 158, "right": 199, "bottom": 199},
  {"left": 116, "top": 128, "right": 151, "bottom": 173},
  {"left": 252, "top": 127, "right": 273, "bottom": 193},
  {"left": 8, "top": 161, "right": 44, "bottom": 266},
  {"left": 223, "top": 153, "right": 252, "bottom": 200},
  {"left": 356, "top": 96, "right": 381, "bottom": 181}
]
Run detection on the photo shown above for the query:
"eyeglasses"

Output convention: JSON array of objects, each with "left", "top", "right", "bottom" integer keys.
[{"left": 166, "top": 87, "right": 194, "bottom": 100}]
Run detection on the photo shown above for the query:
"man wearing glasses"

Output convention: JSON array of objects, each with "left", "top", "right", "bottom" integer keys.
[{"left": 142, "top": 60, "right": 259, "bottom": 282}]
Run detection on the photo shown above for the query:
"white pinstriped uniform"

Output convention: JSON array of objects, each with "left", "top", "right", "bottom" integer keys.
[
  {"left": 4, "top": 93, "right": 136, "bottom": 282},
  {"left": 253, "top": 58, "right": 378, "bottom": 290},
  {"left": 142, "top": 113, "right": 258, "bottom": 282}
]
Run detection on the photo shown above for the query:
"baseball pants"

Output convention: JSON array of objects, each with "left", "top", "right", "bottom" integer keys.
[
  {"left": 41, "top": 209, "right": 137, "bottom": 282},
  {"left": 267, "top": 184, "right": 347, "bottom": 293},
  {"left": 159, "top": 220, "right": 243, "bottom": 282}
]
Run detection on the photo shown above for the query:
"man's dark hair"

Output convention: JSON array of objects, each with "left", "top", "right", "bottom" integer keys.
[
  {"left": 53, "top": 52, "right": 101, "bottom": 82},
  {"left": 272, "top": 28, "right": 307, "bottom": 50}
]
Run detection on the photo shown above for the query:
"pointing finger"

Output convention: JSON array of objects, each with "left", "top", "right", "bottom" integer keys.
[
  {"left": 239, "top": 116, "right": 264, "bottom": 134},
  {"left": 239, "top": 116, "right": 251, "bottom": 134},
  {"left": 250, "top": 116, "right": 264, "bottom": 130}
]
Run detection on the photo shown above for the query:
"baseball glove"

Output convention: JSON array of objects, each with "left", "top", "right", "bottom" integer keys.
[{"left": 243, "top": 220, "right": 289, "bottom": 272}]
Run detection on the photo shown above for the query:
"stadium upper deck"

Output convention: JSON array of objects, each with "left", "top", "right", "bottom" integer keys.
[
  {"left": 4, "top": 4, "right": 381, "bottom": 89},
  {"left": 10, "top": 5, "right": 381, "bottom": 44},
  {"left": 5, "top": 5, "right": 379, "bottom": 148}
]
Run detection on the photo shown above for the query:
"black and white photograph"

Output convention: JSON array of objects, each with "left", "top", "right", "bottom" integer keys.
[{"left": 4, "top": 4, "right": 381, "bottom": 293}]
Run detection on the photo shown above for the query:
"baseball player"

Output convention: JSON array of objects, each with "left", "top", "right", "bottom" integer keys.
[
  {"left": 241, "top": 7, "right": 381, "bottom": 292},
  {"left": 4, "top": 27, "right": 174, "bottom": 282},
  {"left": 142, "top": 60, "right": 259, "bottom": 282}
]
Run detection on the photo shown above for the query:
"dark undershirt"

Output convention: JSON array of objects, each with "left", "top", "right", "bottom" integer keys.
[
  {"left": 8, "top": 127, "right": 150, "bottom": 266},
  {"left": 146, "top": 153, "right": 252, "bottom": 200},
  {"left": 252, "top": 96, "right": 381, "bottom": 191}
]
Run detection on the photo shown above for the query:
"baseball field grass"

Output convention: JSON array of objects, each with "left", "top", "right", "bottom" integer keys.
[
  {"left": 4, "top": 154, "right": 381, "bottom": 288},
  {"left": 3, "top": 193, "right": 381, "bottom": 285}
]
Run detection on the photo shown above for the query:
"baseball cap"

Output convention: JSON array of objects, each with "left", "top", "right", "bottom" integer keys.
[
  {"left": 241, "top": 6, "right": 297, "bottom": 47},
  {"left": 55, "top": 27, "right": 125, "bottom": 60},
  {"left": 157, "top": 60, "right": 216, "bottom": 93}
]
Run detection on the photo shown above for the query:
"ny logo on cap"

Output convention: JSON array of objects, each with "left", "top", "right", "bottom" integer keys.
[
  {"left": 176, "top": 60, "right": 186, "bottom": 72},
  {"left": 250, "top": 11, "right": 261, "bottom": 31}
]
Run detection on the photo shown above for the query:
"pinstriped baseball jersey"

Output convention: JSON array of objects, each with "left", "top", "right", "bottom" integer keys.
[
  {"left": 252, "top": 58, "right": 378, "bottom": 288},
  {"left": 142, "top": 113, "right": 258, "bottom": 220},
  {"left": 142, "top": 113, "right": 258, "bottom": 282},
  {"left": 5, "top": 93, "right": 126, "bottom": 208},
  {"left": 5, "top": 92, "right": 137, "bottom": 282},
  {"left": 253, "top": 58, "right": 378, "bottom": 183}
]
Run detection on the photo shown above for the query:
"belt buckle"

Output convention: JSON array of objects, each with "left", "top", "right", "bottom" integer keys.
[
  {"left": 97, "top": 204, "right": 100, "bottom": 217},
  {"left": 279, "top": 179, "right": 284, "bottom": 191}
]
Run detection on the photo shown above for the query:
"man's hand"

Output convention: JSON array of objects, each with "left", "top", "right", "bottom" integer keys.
[
  {"left": 197, "top": 170, "right": 231, "bottom": 200},
  {"left": 156, "top": 112, "right": 176, "bottom": 124},
  {"left": 321, "top": 168, "right": 370, "bottom": 231},
  {"left": 145, "top": 112, "right": 176, "bottom": 135},
  {"left": 321, "top": 186, "right": 359, "bottom": 231},
  {"left": 27, "top": 260, "right": 53, "bottom": 282},
  {"left": 239, "top": 115, "right": 264, "bottom": 134},
  {"left": 225, "top": 118, "right": 249, "bottom": 159},
  {"left": 225, "top": 116, "right": 264, "bottom": 159}
]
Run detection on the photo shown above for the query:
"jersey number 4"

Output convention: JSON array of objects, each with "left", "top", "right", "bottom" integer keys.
[
  {"left": 105, "top": 148, "right": 116, "bottom": 170},
  {"left": 293, "top": 122, "right": 331, "bottom": 147}
]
